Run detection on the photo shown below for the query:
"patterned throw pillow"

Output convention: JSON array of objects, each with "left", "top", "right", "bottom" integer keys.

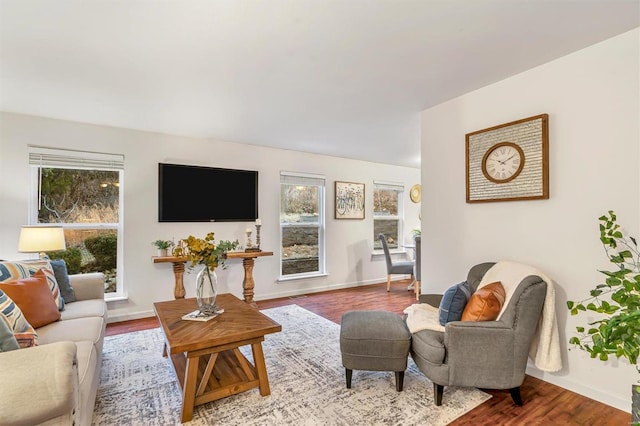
[
  {"left": 438, "top": 281, "right": 472, "bottom": 325},
  {"left": 0, "top": 289, "right": 38, "bottom": 348},
  {"left": 0, "top": 260, "right": 64, "bottom": 311},
  {"left": 0, "top": 313, "right": 19, "bottom": 352}
]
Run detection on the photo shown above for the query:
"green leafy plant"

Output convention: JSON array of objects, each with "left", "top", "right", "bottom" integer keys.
[
  {"left": 567, "top": 210, "right": 640, "bottom": 367},
  {"left": 182, "top": 233, "right": 240, "bottom": 271},
  {"left": 85, "top": 234, "right": 118, "bottom": 272},
  {"left": 151, "top": 239, "right": 174, "bottom": 250},
  {"left": 45, "top": 246, "right": 83, "bottom": 274}
]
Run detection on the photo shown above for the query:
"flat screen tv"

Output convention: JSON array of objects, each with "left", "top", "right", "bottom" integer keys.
[{"left": 158, "top": 163, "right": 258, "bottom": 222}]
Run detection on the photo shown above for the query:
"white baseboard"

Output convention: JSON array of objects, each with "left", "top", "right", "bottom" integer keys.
[
  {"left": 255, "top": 277, "right": 392, "bottom": 301},
  {"left": 526, "top": 366, "right": 630, "bottom": 413},
  {"left": 107, "top": 310, "right": 155, "bottom": 323}
]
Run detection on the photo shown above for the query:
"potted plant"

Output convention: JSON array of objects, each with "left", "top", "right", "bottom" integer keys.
[
  {"left": 151, "top": 239, "right": 174, "bottom": 257},
  {"left": 567, "top": 211, "right": 640, "bottom": 422}
]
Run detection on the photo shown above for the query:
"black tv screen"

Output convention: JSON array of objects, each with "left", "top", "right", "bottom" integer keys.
[{"left": 158, "top": 163, "right": 258, "bottom": 222}]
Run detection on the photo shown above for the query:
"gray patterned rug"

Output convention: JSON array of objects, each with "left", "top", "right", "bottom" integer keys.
[{"left": 93, "top": 305, "right": 491, "bottom": 425}]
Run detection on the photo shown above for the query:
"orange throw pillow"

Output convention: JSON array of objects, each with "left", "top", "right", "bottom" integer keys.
[
  {"left": 0, "top": 269, "right": 61, "bottom": 328},
  {"left": 461, "top": 281, "right": 506, "bottom": 322}
]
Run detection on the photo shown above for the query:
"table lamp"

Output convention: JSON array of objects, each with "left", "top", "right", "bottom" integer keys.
[{"left": 18, "top": 225, "right": 66, "bottom": 258}]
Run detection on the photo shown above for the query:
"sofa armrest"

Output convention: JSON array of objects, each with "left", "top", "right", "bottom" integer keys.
[
  {"left": 69, "top": 272, "right": 105, "bottom": 301},
  {"left": 0, "top": 342, "right": 78, "bottom": 426},
  {"left": 444, "top": 320, "right": 516, "bottom": 384}
]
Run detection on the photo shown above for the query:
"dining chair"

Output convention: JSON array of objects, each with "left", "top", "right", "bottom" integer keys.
[{"left": 378, "top": 233, "right": 415, "bottom": 291}]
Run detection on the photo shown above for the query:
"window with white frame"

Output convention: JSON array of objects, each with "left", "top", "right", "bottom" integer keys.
[
  {"left": 280, "top": 172, "right": 325, "bottom": 278},
  {"left": 28, "top": 146, "right": 124, "bottom": 299},
  {"left": 373, "top": 181, "right": 404, "bottom": 250}
]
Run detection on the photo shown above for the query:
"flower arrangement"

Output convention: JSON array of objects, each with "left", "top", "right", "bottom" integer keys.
[{"left": 182, "top": 232, "right": 240, "bottom": 271}]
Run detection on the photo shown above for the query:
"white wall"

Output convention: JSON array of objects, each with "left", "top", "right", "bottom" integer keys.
[
  {"left": 0, "top": 112, "right": 420, "bottom": 322},
  {"left": 420, "top": 28, "right": 639, "bottom": 411}
]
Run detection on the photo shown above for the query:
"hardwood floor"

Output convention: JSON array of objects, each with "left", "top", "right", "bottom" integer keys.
[{"left": 106, "top": 279, "right": 630, "bottom": 425}]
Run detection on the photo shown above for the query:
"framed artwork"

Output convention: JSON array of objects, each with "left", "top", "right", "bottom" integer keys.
[
  {"left": 466, "top": 114, "right": 549, "bottom": 203},
  {"left": 335, "top": 181, "right": 365, "bottom": 219}
]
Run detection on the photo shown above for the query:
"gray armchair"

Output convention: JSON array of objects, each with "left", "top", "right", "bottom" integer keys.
[
  {"left": 378, "top": 233, "right": 414, "bottom": 292},
  {"left": 409, "top": 262, "right": 547, "bottom": 406}
]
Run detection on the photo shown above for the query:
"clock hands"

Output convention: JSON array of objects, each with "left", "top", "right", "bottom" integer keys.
[{"left": 489, "top": 153, "right": 517, "bottom": 166}]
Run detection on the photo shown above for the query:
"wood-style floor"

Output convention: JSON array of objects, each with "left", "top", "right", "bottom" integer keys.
[{"left": 106, "top": 279, "right": 630, "bottom": 425}]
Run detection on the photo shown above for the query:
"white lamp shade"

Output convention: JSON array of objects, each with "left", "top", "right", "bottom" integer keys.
[{"left": 18, "top": 226, "right": 67, "bottom": 253}]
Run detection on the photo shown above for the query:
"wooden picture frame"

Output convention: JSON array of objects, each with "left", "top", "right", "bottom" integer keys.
[
  {"left": 466, "top": 114, "right": 549, "bottom": 203},
  {"left": 335, "top": 181, "right": 365, "bottom": 219}
]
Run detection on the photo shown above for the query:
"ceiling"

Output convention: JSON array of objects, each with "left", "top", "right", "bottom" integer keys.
[{"left": 1, "top": 1, "right": 638, "bottom": 168}]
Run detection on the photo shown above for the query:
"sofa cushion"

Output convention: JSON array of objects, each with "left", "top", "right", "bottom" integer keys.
[
  {"left": 37, "top": 316, "right": 105, "bottom": 350},
  {"left": 0, "top": 270, "right": 61, "bottom": 328},
  {"left": 0, "top": 313, "right": 19, "bottom": 352},
  {"left": 50, "top": 259, "right": 76, "bottom": 303},
  {"left": 0, "top": 289, "right": 38, "bottom": 347},
  {"left": 438, "top": 281, "right": 471, "bottom": 325},
  {"left": 60, "top": 299, "right": 107, "bottom": 321},
  {"left": 0, "top": 260, "right": 64, "bottom": 311},
  {"left": 410, "top": 328, "right": 446, "bottom": 365},
  {"left": 461, "top": 281, "right": 506, "bottom": 322}
]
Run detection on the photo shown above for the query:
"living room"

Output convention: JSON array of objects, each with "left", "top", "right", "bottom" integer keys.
[{"left": 1, "top": 1, "right": 639, "bottom": 424}]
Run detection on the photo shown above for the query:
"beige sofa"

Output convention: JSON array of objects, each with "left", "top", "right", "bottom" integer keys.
[{"left": 0, "top": 272, "right": 107, "bottom": 426}]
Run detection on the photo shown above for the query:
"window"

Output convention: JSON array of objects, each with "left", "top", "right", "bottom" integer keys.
[
  {"left": 280, "top": 172, "right": 325, "bottom": 278},
  {"left": 373, "top": 181, "right": 404, "bottom": 250},
  {"left": 28, "top": 146, "right": 124, "bottom": 299}
]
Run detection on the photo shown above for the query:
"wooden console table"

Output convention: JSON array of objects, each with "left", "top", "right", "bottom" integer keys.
[{"left": 153, "top": 251, "right": 273, "bottom": 306}]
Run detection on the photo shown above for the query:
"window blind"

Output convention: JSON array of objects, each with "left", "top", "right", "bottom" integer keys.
[
  {"left": 29, "top": 146, "right": 125, "bottom": 170},
  {"left": 373, "top": 181, "right": 404, "bottom": 191},
  {"left": 280, "top": 171, "right": 325, "bottom": 186}
]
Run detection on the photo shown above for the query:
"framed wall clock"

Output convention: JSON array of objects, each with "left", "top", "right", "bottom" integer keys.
[{"left": 466, "top": 114, "right": 549, "bottom": 203}]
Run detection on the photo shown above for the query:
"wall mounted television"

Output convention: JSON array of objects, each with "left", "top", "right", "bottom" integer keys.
[{"left": 158, "top": 163, "right": 258, "bottom": 222}]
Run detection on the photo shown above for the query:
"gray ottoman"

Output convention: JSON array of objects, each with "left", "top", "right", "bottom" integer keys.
[{"left": 339, "top": 310, "right": 412, "bottom": 391}]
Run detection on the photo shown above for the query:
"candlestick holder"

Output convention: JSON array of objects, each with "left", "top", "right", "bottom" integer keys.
[
  {"left": 245, "top": 229, "right": 253, "bottom": 249},
  {"left": 255, "top": 224, "right": 262, "bottom": 250}
]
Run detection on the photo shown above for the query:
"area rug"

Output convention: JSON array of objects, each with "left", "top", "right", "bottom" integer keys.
[{"left": 92, "top": 305, "right": 491, "bottom": 425}]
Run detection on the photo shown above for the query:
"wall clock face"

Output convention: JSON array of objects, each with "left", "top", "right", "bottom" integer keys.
[{"left": 481, "top": 142, "right": 525, "bottom": 184}]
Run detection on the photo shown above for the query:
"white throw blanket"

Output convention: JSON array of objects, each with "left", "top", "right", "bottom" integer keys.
[
  {"left": 404, "top": 260, "right": 562, "bottom": 373},
  {"left": 479, "top": 260, "right": 562, "bottom": 372}
]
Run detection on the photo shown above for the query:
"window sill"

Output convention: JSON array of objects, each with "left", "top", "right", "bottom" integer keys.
[
  {"left": 105, "top": 295, "right": 128, "bottom": 303},
  {"left": 277, "top": 272, "right": 328, "bottom": 282}
]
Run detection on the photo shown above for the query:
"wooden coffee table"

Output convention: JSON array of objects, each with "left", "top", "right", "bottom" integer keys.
[{"left": 153, "top": 294, "right": 282, "bottom": 423}]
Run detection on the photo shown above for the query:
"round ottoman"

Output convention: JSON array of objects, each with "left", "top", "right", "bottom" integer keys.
[{"left": 339, "top": 310, "right": 412, "bottom": 391}]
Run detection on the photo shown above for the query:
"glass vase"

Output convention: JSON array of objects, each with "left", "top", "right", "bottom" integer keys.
[{"left": 196, "top": 265, "right": 218, "bottom": 315}]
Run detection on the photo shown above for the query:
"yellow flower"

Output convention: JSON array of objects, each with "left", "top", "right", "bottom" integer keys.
[{"left": 181, "top": 233, "right": 240, "bottom": 271}]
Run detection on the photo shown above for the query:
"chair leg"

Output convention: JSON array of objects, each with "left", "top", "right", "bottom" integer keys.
[
  {"left": 509, "top": 386, "right": 523, "bottom": 406},
  {"left": 414, "top": 280, "right": 420, "bottom": 300},
  {"left": 345, "top": 368, "right": 352, "bottom": 388},
  {"left": 434, "top": 383, "right": 444, "bottom": 406},
  {"left": 395, "top": 371, "right": 404, "bottom": 391},
  {"left": 386, "top": 274, "right": 391, "bottom": 291}
]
